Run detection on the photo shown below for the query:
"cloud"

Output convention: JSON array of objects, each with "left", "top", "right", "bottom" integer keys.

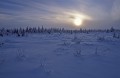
[
  {"left": 111, "top": 0, "right": 120, "bottom": 20},
  {"left": 0, "top": 0, "right": 120, "bottom": 29}
]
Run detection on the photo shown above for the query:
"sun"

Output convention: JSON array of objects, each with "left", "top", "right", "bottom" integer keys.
[{"left": 73, "top": 17, "right": 83, "bottom": 26}]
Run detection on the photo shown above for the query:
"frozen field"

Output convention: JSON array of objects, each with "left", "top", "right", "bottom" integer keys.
[{"left": 0, "top": 32, "right": 120, "bottom": 78}]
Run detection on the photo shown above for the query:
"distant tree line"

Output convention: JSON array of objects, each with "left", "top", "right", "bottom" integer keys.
[{"left": 0, "top": 26, "right": 120, "bottom": 37}]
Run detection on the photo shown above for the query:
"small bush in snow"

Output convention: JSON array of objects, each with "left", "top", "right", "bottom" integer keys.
[
  {"left": 72, "top": 35, "right": 81, "bottom": 44},
  {"left": 95, "top": 47, "right": 98, "bottom": 56},
  {"left": 113, "top": 33, "right": 119, "bottom": 39},
  {"left": 16, "top": 49, "right": 26, "bottom": 61},
  {"left": 62, "top": 40, "right": 70, "bottom": 46},
  {"left": 0, "top": 42, "right": 4, "bottom": 47},
  {"left": 75, "top": 39, "right": 81, "bottom": 44},
  {"left": 97, "top": 36, "right": 105, "bottom": 41},
  {"left": 39, "top": 62, "right": 52, "bottom": 75},
  {"left": 73, "top": 50, "right": 82, "bottom": 57}
]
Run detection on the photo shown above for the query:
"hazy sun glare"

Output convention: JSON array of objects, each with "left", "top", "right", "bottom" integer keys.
[
  {"left": 74, "top": 17, "right": 83, "bottom": 26},
  {"left": 65, "top": 12, "right": 92, "bottom": 27}
]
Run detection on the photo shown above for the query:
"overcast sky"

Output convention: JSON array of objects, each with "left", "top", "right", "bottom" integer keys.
[{"left": 0, "top": 0, "right": 120, "bottom": 29}]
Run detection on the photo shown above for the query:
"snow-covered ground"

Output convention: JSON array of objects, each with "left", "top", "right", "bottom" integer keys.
[{"left": 0, "top": 32, "right": 120, "bottom": 78}]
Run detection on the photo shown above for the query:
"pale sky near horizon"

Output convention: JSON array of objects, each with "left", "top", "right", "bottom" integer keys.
[{"left": 0, "top": 0, "right": 120, "bottom": 29}]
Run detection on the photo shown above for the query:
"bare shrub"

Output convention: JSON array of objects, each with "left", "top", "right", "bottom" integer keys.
[
  {"left": 16, "top": 49, "right": 26, "bottom": 61},
  {"left": 73, "top": 50, "right": 82, "bottom": 57},
  {"left": 97, "top": 36, "right": 105, "bottom": 41}
]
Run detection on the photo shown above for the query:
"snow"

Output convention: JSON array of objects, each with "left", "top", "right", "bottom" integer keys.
[{"left": 0, "top": 32, "right": 120, "bottom": 78}]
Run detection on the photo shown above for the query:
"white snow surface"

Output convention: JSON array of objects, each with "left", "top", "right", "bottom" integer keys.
[{"left": 0, "top": 32, "right": 120, "bottom": 78}]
